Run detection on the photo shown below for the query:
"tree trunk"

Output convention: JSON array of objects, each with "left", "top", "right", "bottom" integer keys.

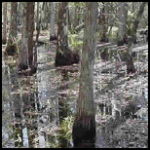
[
  {"left": 72, "top": 2, "right": 98, "bottom": 148},
  {"left": 68, "top": 3, "right": 71, "bottom": 31},
  {"left": 100, "top": 3, "right": 108, "bottom": 42},
  {"left": 57, "top": 2, "right": 68, "bottom": 47},
  {"left": 55, "top": 2, "right": 59, "bottom": 23},
  {"left": 104, "top": 2, "right": 109, "bottom": 33},
  {"left": 55, "top": 2, "right": 79, "bottom": 67},
  {"left": 74, "top": 4, "right": 79, "bottom": 28},
  {"left": 50, "top": 2, "right": 57, "bottom": 41},
  {"left": 125, "top": 2, "right": 146, "bottom": 73},
  {"left": 17, "top": 2, "right": 23, "bottom": 26},
  {"left": 116, "top": 3, "right": 136, "bottom": 73},
  {"left": 50, "top": 2, "right": 55, "bottom": 37},
  {"left": 18, "top": 2, "right": 36, "bottom": 75},
  {"left": 18, "top": 2, "right": 28, "bottom": 70},
  {"left": 35, "top": 2, "right": 40, "bottom": 43},
  {"left": 125, "top": 44, "right": 136, "bottom": 73},
  {"left": 117, "top": 2, "right": 128, "bottom": 46},
  {"left": 8, "top": 2, "right": 17, "bottom": 43},
  {"left": 2, "top": 2, "right": 7, "bottom": 44},
  {"left": 5, "top": 2, "right": 17, "bottom": 55},
  {"left": 131, "top": 2, "right": 146, "bottom": 43},
  {"left": 27, "top": 2, "right": 35, "bottom": 67}
]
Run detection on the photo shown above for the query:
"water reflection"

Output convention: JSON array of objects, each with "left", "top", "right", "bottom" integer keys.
[
  {"left": 2, "top": 57, "right": 15, "bottom": 148},
  {"left": 2, "top": 42, "right": 148, "bottom": 148}
]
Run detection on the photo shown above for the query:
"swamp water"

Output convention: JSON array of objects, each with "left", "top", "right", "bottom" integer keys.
[
  {"left": 2, "top": 43, "right": 77, "bottom": 148},
  {"left": 2, "top": 42, "right": 148, "bottom": 148}
]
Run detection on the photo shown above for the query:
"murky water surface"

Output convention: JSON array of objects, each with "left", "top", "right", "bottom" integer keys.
[{"left": 2, "top": 43, "right": 148, "bottom": 148}]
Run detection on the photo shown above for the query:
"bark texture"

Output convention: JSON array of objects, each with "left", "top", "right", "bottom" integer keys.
[
  {"left": 131, "top": 2, "right": 146, "bottom": 43},
  {"left": 18, "top": 2, "right": 36, "bottom": 75},
  {"left": 100, "top": 3, "right": 109, "bottom": 42},
  {"left": 72, "top": 2, "right": 98, "bottom": 148},
  {"left": 2, "top": 2, "right": 7, "bottom": 44},
  {"left": 117, "top": 2, "right": 128, "bottom": 46},
  {"left": 27, "top": 2, "right": 35, "bottom": 67},
  {"left": 5, "top": 2, "right": 17, "bottom": 55},
  {"left": 126, "top": 2, "right": 146, "bottom": 73},
  {"left": 55, "top": 2, "right": 79, "bottom": 67}
]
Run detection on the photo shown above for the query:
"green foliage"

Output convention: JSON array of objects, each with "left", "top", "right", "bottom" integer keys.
[
  {"left": 48, "top": 138, "right": 60, "bottom": 148},
  {"left": 68, "top": 31, "right": 83, "bottom": 51},
  {"left": 65, "top": 72, "right": 71, "bottom": 80},
  {"left": 69, "top": 24, "right": 77, "bottom": 34},
  {"left": 69, "top": 2, "right": 85, "bottom": 8},
  {"left": 108, "top": 26, "right": 118, "bottom": 41},
  {"left": 61, "top": 115, "right": 74, "bottom": 141}
]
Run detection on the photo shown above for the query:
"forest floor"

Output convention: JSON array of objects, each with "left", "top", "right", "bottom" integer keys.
[{"left": 2, "top": 34, "right": 148, "bottom": 148}]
